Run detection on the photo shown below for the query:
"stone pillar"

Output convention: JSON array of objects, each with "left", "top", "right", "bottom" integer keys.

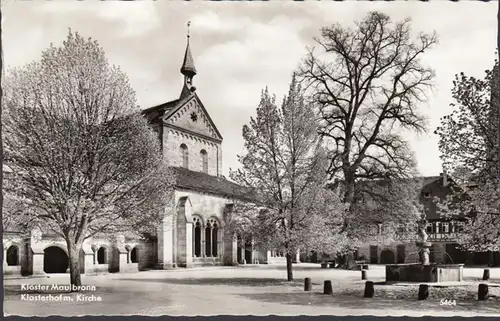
[
  {"left": 295, "top": 249, "right": 301, "bottom": 264},
  {"left": 111, "top": 235, "right": 129, "bottom": 273},
  {"left": 223, "top": 232, "right": 238, "bottom": 265},
  {"left": 248, "top": 237, "right": 254, "bottom": 264},
  {"left": 157, "top": 201, "right": 177, "bottom": 270},
  {"left": 32, "top": 251, "right": 45, "bottom": 275},
  {"left": 176, "top": 196, "right": 193, "bottom": 268},
  {"left": 3, "top": 246, "right": 7, "bottom": 270},
  {"left": 201, "top": 225, "right": 206, "bottom": 258},
  {"left": 81, "top": 243, "right": 95, "bottom": 275},
  {"left": 240, "top": 246, "right": 245, "bottom": 264}
]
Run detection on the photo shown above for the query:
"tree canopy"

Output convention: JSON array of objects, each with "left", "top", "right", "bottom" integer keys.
[
  {"left": 230, "top": 75, "right": 346, "bottom": 280},
  {"left": 2, "top": 30, "right": 174, "bottom": 286}
]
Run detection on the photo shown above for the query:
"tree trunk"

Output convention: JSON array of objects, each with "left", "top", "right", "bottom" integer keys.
[
  {"left": 286, "top": 252, "right": 293, "bottom": 281},
  {"left": 66, "top": 240, "right": 83, "bottom": 289}
]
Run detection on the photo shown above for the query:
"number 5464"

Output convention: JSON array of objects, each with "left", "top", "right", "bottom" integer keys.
[{"left": 440, "top": 299, "right": 456, "bottom": 306}]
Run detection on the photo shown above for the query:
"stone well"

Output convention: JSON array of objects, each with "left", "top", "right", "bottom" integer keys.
[
  {"left": 385, "top": 217, "right": 464, "bottom": 283},
  {"left": 386, "top": 263, "right": 464, "bottom": 283}
]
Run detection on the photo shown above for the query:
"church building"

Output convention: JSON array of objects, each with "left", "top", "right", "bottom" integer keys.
[{"left": 3, "top": 32, "right": 289, "bottom": 277}]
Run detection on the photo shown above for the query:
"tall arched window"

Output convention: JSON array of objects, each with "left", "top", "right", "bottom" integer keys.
[
  {"left": 193, "top": 216, "right": 203, "bottom": 257},
  {"left": 180, "top": 144, "right": 189, "bottom": 169},
  {"left": 200, "top": 149, "right": 208, "bottom": 173},
  {"left": 7, "top": 245, "right": 19, "bottom": 266},
  {"left": 206, "top": 217, "right": 220, "bottom": 257}
]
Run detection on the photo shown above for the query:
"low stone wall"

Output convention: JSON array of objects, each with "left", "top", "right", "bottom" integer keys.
[
  {"left": 437, "top": 264, "right": 464, "bottom": 282},
  {"left": 4, "top": 265, "right": 22, "bottom": 276}
]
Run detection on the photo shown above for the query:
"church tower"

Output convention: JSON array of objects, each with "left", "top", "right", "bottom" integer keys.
[{"left": 180, "top": 21, "right": 197, "bottom": 99}]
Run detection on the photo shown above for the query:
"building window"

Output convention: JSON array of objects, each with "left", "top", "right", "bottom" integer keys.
[
  {"left": 6, "top": 245, "right": 19, "bottom": 266},
  {"left": 426, "top": 223, "right": 433, "bottom": 234},
  {"left": 180, "top": 144, "right": 189, "bottom": 169},
  {"left": 423, "top": 192, "right": 431, "bottom": 198},
  {"left": 193, "top": 216, "right": 203, "bottom": 257},
  {"left": 200, "top": 149, "right": 208, "bottom": 173},
  {"left": 206, "top": 217, "right": 220, "bottom": 257},
  {"left": 97, "top": 247, "right": 107, "bottom": 264},
  {"left": 130, "top": 247, "right": 138, "bottom": 263},
  {"left": 441, "top": 222, "right": 449, "bottom": 234}
]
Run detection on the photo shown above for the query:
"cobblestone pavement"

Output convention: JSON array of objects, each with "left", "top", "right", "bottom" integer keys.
[{"left": 4, "top": 264, "right": 500, "bottom": 317}]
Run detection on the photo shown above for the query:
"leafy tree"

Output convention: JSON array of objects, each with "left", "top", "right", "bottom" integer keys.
[
  {"left": 3, "top": 31, "right": 174, "bottom": 287},
  {"left": 435, "top": 62, "right": 499, "bottom": 252},
  {"left": 230, "top": 75, "right": 346, "bottom": 281},
  {"left": 297, "top": 12, "right": 434, "bottom": 261}
]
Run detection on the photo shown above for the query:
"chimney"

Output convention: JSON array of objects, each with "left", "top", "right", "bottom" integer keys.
[{"left": 440, "top": 172, "right": 448, "bottom": 186}]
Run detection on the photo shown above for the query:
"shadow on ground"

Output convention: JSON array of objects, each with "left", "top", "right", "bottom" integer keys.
[
  {"left": 237, "top": 291, "right": 500, "bottom": 314},
  {"left": 120, "top": 277, "right": 302, "bottom": 287}
]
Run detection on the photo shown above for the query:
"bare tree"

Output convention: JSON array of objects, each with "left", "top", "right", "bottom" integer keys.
[
  {"left": 2, "top": 30, "right": 175, "bottom": 287},
  {"left": 297, "top": 12, "right": 436, "bottom": 258},
  {"left": 230, "top": 76, "right": 346, "bottom": 281},
  {"left": 299, "top": 11, "right": 437, "bottom": 198}
]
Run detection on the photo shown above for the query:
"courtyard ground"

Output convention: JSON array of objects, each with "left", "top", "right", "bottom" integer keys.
[{"left": 4, "top": 264, "right": 500, "bottom": 317}]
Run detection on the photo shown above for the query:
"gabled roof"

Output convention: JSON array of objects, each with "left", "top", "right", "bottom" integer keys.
[
  {"left": 141, "top": 98, "right": 182, "bottom": 121},
  {"left": 170, "top": 166, "right": 257, "bottom": 202},
  {"left": 142, "top": 92, "right": 223, "bottom": 142}
]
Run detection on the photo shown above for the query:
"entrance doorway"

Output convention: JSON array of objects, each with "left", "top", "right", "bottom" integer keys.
[
  {"left": 244, "top": 240, "right": 252, "bottom": 264},
  {"left": 369, "top": 246, "right": 378, "bottom": 264},
  {"left": 44, "top": 246, "right": 69, "bottom": 273},
  {"left": 380, "top": 249, "right": 395, "bottom": 264},
  {"left": 397, "top": 245, "right": 406, "bottom": 263}
]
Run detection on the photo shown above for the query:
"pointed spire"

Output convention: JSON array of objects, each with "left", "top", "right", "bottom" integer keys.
[{"left": 180, "top": 21, "right": 197, "bottom": 77}]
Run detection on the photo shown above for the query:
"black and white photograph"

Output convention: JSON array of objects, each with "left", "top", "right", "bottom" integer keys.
[{"left": 1, "top": 0, "right": 500, "bottom": 317}]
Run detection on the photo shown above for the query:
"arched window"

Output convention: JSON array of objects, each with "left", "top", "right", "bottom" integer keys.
[
  {"left": 200, "top": 149, "right": 208, "bottom": 173},
  {"left": 206, "top": 218, "right": 220, "bottom": 257},
  {"left": 130, "top": 247, "right": 138, "bottom": 263},
  {"left": 7, "top": 245, "right": 19, "bottom": 266},
  {"left": 180, "top": 144, "right": 189, "bottom": 169},
  {"left": 193, "top": 216, "right": 203, "bottom": 257},
  {"left": 212, "top": 221, "right": 218, "bottom": 256},
  {"left": 97, "top": 247, "right": 107, "bottom": 264}
]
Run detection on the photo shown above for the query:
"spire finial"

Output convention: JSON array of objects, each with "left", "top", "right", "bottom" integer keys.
[{"left": 187, "top": 21, "right": 191, "bottom": 39}]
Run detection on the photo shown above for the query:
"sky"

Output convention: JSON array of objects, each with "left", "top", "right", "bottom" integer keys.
[{"left": 3, "top": 1, "right": 498, "bottom": 178}]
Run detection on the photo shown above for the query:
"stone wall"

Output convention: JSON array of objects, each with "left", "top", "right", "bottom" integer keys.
[
  {"left": 163, "top": 128, "right": 221, "bottom": 176},
  {"left": 156, "top": 189, "right": 237, "bottom": 269}
]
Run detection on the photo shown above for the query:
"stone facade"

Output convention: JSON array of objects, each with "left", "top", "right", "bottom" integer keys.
[
  {"left": 3, "top": 34, "right": 290, "bottom": 278},
  {"left": 3, "top": 229, "right": 151, "bottom": 277}
]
